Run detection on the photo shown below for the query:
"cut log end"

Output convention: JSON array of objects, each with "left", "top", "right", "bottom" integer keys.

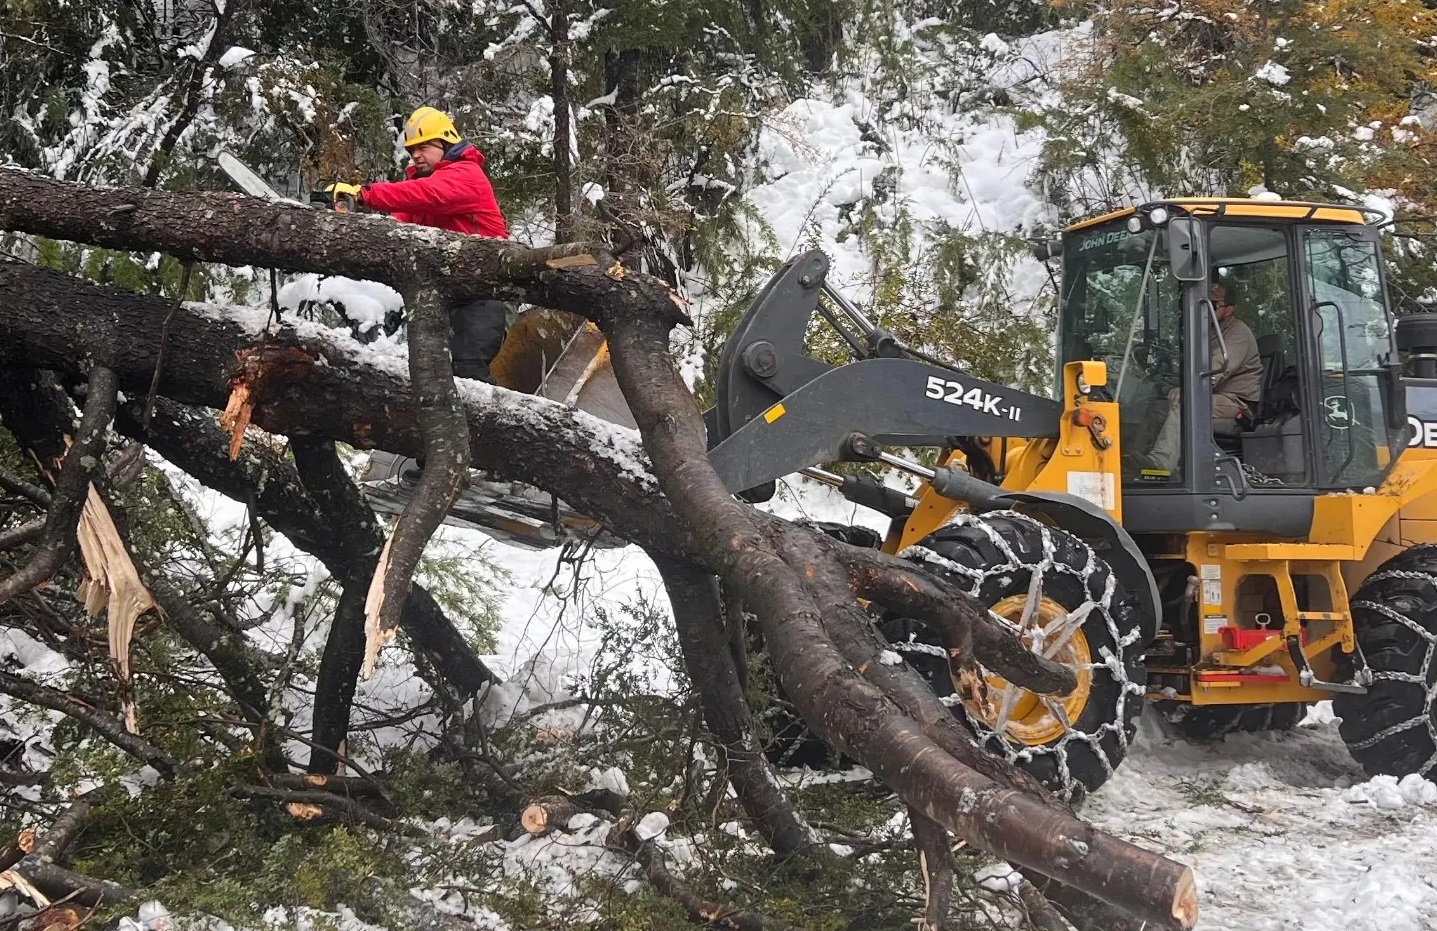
[
  {"left": 521, "top": 797, "right": 581, "bottom": 835},
  {"left": 1171, "top": 867, "right": 1199, "bottom": 929}
]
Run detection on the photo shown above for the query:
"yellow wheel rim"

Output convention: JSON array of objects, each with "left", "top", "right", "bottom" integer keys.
[{"left": 960, "top": 594, "right": 1093, "bottom": 746}]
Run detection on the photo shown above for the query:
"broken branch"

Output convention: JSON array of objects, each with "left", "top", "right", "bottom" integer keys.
[
  {"left": 228, "top": 784, "right": 424, "bottom": 836},
  {"left": 607, "top": 818, "right": 795, "bottom": 931},
  {"left": 362, "top": 289, "right": 468, "bottom": 676},
  {"left": 0, "top": 671, "right": 177, "bottom": 777},
  {"left": 0, "top": 364, "right": 118, "bottom": 605}
]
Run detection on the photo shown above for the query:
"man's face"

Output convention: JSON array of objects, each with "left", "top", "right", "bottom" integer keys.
[
  {"left": 407, "top": 141, "right": 445, "bottom": 175},
  {"left": 1211, "top": 285, "right": 1236, "bottom": 323}
]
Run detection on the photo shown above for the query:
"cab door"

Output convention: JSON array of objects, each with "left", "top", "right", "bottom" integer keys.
[{"left": 1299, "top": 226, "right": 1405, "bottom": 489}]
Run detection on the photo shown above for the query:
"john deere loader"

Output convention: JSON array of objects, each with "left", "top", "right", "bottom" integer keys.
[{"left": 702, "top": 199, "right": 1437, "bottom": 800}]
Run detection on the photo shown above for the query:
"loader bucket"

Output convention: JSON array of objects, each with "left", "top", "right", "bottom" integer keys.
[
  {"left": 359, "top": 307, "right": 635, "bottom": 550},
  {"left": 495, "top": 308, "right": 636, "bottom": 430}
]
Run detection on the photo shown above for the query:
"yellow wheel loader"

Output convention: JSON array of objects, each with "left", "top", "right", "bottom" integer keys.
[{"left": 703, "top": 199, "right": 1437, "bottom": 800}]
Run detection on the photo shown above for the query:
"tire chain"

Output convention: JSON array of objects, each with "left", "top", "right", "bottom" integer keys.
[
  {"left": 1346, "top": 566, "right": 1437, "bottom": 776},
  {"left": 897, "top": 510, "right": 1143, "bottom": 801}
]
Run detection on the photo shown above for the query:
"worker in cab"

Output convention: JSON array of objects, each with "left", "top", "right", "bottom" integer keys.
[
  {"left": 317, "top": 106, "right": 510, "bottom": 383},
  {"left": 1146, "top": 280, "right": 1263, "bottom": 472}
]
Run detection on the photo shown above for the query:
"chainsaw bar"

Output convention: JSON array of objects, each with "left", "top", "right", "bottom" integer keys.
[{"left": 216, "top": 151, "right": 309, "bottom": 207}]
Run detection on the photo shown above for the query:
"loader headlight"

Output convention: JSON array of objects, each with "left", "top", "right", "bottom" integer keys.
[
  {"left": 1126, "top": 215, "right": 1144, "bottom": 234},
  {"left": 1149, "top": 206, "right": 1170, "bottom": 226}
]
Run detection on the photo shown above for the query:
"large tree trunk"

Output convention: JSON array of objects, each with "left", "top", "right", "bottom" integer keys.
[
  {"left": 549, "top": 0, "right": 576, "bottom": 244},
  {"left": 0, "top": 171, "right": 1197, "bottom": 929}
]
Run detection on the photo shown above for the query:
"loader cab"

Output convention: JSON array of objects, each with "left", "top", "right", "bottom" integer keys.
[{"left": 1058, "top": 200, "right": 1406, "bottom": 534}]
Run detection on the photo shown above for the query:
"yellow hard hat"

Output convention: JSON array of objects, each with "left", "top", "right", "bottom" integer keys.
[{"left": 403, "top": 106, "right": 460, "bottom": 148}]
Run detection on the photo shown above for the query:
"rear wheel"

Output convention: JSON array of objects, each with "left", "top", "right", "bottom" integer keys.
[
  {"left": 892, "top": 511, "right": 1146, "bottom": 800},
  {"left": 1334, "top": 546, "right": 1437, "bottom": 780},
  {"left": 1154, "top": 701, "right": 1308, "bottom": 741}
]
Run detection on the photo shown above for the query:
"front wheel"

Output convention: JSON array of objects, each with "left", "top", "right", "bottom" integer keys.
[
  {"left": 892, "top": 511, "right": 1146, "bottom": 801},
  {"left": 1334, "top": 546, "right": 1437, "bottom": 780}
]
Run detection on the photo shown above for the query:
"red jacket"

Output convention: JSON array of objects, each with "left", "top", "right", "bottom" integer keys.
[{"left": 362, "top": 141, "right": 509, "bottom": 238}]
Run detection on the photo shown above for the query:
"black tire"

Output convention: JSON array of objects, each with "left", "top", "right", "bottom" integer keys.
[
  {"left": 892, "top": 511, "right": 1146, "bottom": 800},
  {"left": 1333, "top": 545, "right": 1437, "bottom": 780},
  {"left": 1154, "top": 701, "right": 1308, "bottom": 741}
]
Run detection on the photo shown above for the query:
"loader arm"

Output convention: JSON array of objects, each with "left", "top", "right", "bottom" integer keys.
[
  {"left": 708, "top": 358, "right": 1062, "bottom": 493},
  {"left": 706, "top": 249, "right": 1061, "bottom": 495}
]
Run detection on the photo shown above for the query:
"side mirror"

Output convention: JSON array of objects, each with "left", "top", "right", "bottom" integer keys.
[
  {"left": 1029, "top": 237, "right": 1062, "bottom": 262},
  {"left": 1167, "top": 216, "right": 1208, "bottom": 282}
]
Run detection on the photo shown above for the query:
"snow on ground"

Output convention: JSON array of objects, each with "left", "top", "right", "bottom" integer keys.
[{"left": 1084, "top": 706, "right": 1437, "bottom": 931}]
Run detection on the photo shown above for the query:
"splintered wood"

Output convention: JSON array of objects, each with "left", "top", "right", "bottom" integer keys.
[
  {"left": 361, "top": 525, "right": 399, "bottom": 679},
  {"left": 77, "top": 483, "right": 158, "bottom": 735},
  {"left": 218, "top": 381, "right": 253, "bottom": 461},
  {"left": 219, "top": 344, "right": 318, "bottom": 460}
]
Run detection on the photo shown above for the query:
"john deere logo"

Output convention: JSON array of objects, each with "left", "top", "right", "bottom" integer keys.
[
  {"left": 1324, "top": 395, "right": 1352, "bottom": 429},
  {"left": 1079, "top": 230, "right": 1128, "bottom": 253}
]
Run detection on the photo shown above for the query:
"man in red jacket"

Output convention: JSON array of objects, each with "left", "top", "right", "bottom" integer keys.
[{"left": 323, "top": 107, "right": 510, "bottom": 382}]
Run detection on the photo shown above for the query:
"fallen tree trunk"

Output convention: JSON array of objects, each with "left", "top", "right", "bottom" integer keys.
[{"left": 0, "top": 173, "right": 1197, "bottom": 928}]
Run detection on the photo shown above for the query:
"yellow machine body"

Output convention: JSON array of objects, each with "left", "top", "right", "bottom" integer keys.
[{"left": 883, "top": 198, "right": 1437, "bottom": 709}]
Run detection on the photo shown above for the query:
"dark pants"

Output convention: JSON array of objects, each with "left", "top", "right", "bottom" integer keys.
[{"left": 447, "top": 298, "right": 508, "bottom": 383}]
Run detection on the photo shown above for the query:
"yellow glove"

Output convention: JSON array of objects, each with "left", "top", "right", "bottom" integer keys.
[{"left": 311, "top": 182, "right": 362, "bottom": 209}]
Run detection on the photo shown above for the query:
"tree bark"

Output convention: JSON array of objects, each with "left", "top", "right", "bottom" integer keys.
[
  {"left": 911, "top": 810, "right": 953, "bottom": 931},
  {"left": 11, "top": 855, "right": 137, "bottom": 908},
  {"left": 0, "top": 168, "right": 688, "bottom": 317}
]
